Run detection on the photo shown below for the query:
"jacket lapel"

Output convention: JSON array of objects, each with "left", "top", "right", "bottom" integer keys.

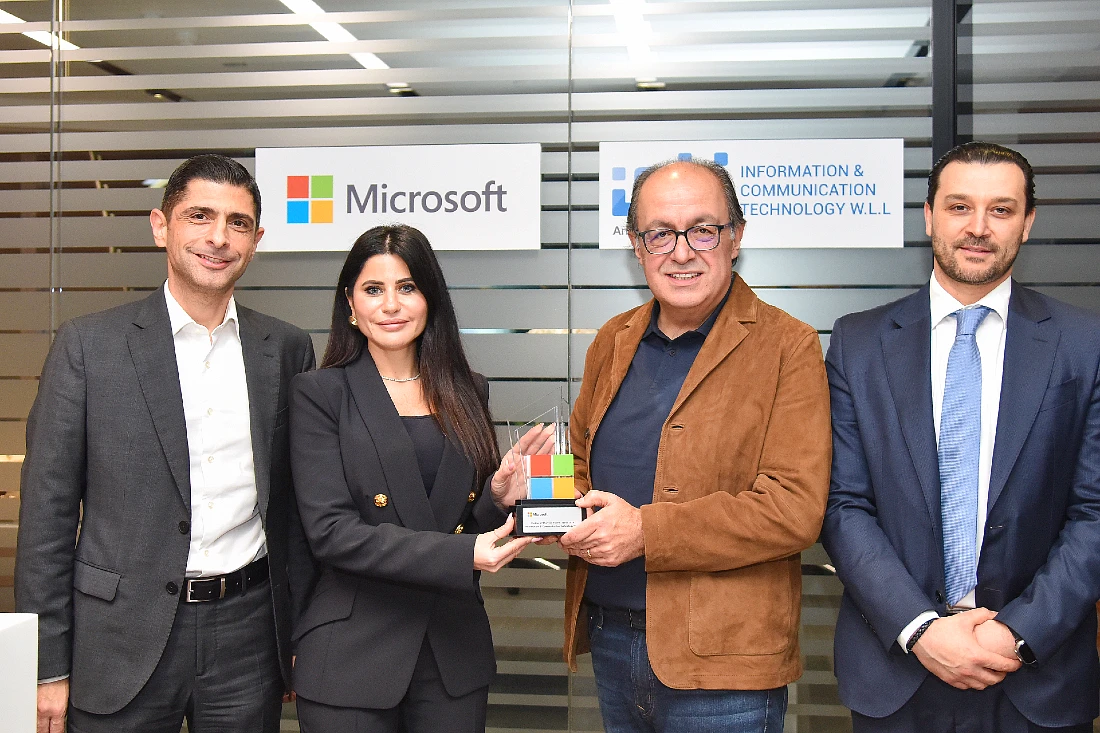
[
  {"left": 881, "top": 286, "right": 942, "bottom": 534},
  {"left": 238, "top": 306, "right": 280, "bottom": 519},
  {"left": 345, "top": 354, "right": 438, "bottom": 531},
  {"left": 429, "top": 430, "right": 476, "bottom": 534},
  {"left": 988, "top": 285, "right": 1057, "bottom": 510},
  {"left": 127, "top": 289, "right": 191, "bottom": 508},
  {"left": 588, "top": 302, "right": 653, "bottom": 435},
  {"left": 670, "top": 275, "right": 751, "bottom": 415}
]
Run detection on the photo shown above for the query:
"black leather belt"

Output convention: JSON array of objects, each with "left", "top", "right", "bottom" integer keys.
[
  {"left": 184, "top": 556, "right": 268, "bottom": 603},
  {"left": 590, "top": 602, "right": 646, "bottom": 630}
]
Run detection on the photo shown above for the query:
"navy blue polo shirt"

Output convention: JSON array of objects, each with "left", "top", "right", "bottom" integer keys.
[{"left": 583, "top": 283, "right": 731, "bottom": 611}]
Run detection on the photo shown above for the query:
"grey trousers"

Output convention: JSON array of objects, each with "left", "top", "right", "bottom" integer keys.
[{"left": 67, "top": 577, "right": 283, "bottom": 733}]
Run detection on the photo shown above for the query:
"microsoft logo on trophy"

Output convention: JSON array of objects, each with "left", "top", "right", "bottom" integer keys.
[{"left": 511, "top": 393, "right": 584, "bottom": 536}]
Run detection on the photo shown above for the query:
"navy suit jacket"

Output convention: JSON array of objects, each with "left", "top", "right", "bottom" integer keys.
[{"left": 821, "top": 281, "right": 1100, "bottom": 725}]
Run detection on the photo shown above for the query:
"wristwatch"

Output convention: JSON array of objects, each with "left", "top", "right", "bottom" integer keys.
[{"left": 1009, "top": 627, "right": 1037, "bottom": 666}]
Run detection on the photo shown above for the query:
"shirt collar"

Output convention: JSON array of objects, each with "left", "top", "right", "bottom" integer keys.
[
  {"left": 163, "top": 280, "right": 239, "bottom": 339},
  {"left": 644, "top": 279, "right": 734, "bottom": 341},
  {"left": 929, "top": 272, "right": 1011, "bottom": 328}
]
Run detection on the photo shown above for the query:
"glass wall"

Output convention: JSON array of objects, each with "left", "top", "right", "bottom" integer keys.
[{"left": 2, "top": 1, "right": 1098, "bottom": 730}]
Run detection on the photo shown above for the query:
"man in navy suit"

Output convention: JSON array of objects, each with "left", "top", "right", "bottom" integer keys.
[{"left": 821, "top": 141, "right": 1100, "bottom": 731}]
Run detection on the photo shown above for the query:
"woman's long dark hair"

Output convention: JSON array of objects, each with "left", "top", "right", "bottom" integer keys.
[{"left": 322, "top": 225, "right": 500, "bottom": 485}]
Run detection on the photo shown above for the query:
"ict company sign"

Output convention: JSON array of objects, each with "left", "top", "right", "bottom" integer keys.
[
  {"left": 599, "top": 139, "right": 904, "bottom": 249},
  {"left": 255, "top": 144, "right": 541, "bottom": 251}
]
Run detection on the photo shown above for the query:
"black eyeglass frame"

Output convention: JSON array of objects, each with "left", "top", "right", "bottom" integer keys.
[{"left": 633, "top": 223, "right": 733, "bottom": 255}]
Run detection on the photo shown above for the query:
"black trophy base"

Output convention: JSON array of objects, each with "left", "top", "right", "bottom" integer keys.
[{"left": 513, "top": 499, "right": 584, "bottom": 536}]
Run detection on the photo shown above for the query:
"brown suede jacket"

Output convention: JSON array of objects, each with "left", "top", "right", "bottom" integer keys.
[{"left": 563, "top": 274, "right": 831, "bottom": 690}]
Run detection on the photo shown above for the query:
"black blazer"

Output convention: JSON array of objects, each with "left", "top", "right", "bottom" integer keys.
[
  {"left": 289, "top": 352, "right": 507, "bottom": 709},
  {"left": 15, "top": 289, "right": 316, "bottom": 713}
]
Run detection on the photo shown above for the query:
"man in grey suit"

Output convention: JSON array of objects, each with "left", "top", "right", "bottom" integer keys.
[{"left": 16, "top": 154, "right": 316, "bottom": 733}]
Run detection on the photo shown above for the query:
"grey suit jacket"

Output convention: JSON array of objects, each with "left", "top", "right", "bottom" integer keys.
[{"left": 15, "top": 288, "right": 316, "bottom": 714}]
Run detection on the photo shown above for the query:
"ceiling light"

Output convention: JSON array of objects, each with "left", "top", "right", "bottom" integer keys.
[
  {"left": 609, "top": 0, "right": 654, "bottom": 73},
  {"left": 0, "top": 9, "right": 80, "bottom": 52},
  {"left": 277, "top": 0, "right": 392, "bottom": 73},
  {"left": 146, "top": 89, "right": 183, "bottom": 102}
]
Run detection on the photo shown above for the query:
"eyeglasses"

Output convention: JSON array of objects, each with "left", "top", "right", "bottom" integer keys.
[{"left": 634, "top": 224, "right": 731, "bottom": 255}]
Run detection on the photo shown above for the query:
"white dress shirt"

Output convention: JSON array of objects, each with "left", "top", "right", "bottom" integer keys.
[
  {"left": 898, "top": 273, "right": 1011, "bottom": 651},
  {"left": 164, "top": 282, "right": 266, "bottom": 577}
]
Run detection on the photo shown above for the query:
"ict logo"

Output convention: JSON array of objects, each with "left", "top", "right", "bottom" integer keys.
[{"left": 610, "top": 152, "right": 729, "bottom": 218}]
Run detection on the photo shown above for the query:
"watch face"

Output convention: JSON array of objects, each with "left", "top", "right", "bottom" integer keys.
[{"left": 1014, "top": 638, "right": 1037, "bottom": 665}]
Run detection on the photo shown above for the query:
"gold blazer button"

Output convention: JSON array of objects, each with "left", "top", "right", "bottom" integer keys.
[
  {"left": 468, "top": 491, "right": 477, "bottom": 503},
  {"left": 453, "top": 524, "right": 464, "bottom": 534},
  {"left": 374, "top": 494, "right": 388, "bottom": 508}
]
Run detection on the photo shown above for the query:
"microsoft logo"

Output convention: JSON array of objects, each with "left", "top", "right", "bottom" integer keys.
[
  {"left": 611, "top": 152, "right": 729, "bottom": 217},
  {"left": 287, "top": 175, "right": 334, "bottom": 224}
]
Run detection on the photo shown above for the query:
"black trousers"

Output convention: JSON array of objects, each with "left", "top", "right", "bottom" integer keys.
[
  {"left": 296, "top": 639, "right": 489, "bottom": 733},
  {"left": 852, "top": 674, "right": 1093, "bottom": 733},
  {"left": 67, "top": 577, "right": 283, "bottom": 733}
]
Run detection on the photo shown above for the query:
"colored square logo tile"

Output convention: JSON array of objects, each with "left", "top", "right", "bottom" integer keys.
[
  {"left": 310, "top": 199, "right": 333, "bottom": 224},
  {"left": 611, "top": 189, "right": 630, "bottom": 217},
  {"left": 287, "top": 176, "right": 309, "bottom": 199},
  {"left": 311, "top": 175, "right": 334, "bottom": 199},
  {"left": 612, "top": 166, "right": 626, "bottom": 181},
  {"left": 678, "top": 152, "right": 692, "bottom": 161},
  {"left": 551, "top": 454, "right": 574, "bottom": 477},
  {"left": 552, "top": 477, "right": 574, "bottom": 499},
  {"left": 713, "top": 152, "right": 728, "bottom": 166},
  {"left": 529, "top": 477, "right": 553, "bottom": 499},
  {"left": 287, "top": 200, "right": 309, "bottom": 224},
  {"left": 527, "top": 454, "right": 553, "bottom": 477}
]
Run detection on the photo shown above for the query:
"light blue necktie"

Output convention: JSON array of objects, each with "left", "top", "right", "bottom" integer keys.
[{"left": 939, "top": 305, "right": 991, "bottom": 606}]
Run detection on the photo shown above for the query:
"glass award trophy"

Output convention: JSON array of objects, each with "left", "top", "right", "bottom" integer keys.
[{"left": 510, "top": 393, "right": 585, "bottom": 537}]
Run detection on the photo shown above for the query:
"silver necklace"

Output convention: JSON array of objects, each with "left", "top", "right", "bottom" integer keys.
[{"left": 380, "top": 372, "right": 421, "bottom": 383}]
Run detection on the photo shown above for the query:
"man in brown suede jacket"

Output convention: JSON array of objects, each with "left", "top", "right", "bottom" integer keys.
[{"left": 559, "top": 158, "right": 831, "bottom": 733}]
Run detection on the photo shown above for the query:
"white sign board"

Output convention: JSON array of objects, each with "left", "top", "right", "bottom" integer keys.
[
  {"left": 599, "top": 139, "right": 904, "bottom": 249},
  {"left": 0, "top": 613, "right": 37, "bottom": 733},
  {"left": 255, "top": 144, "right": 542, "bottom": 251}
]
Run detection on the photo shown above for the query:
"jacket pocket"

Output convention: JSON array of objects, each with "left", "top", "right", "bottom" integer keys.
[
  {"left": 687, "top": 559, "right": 796, "bottom": 657},
  {"left": 72, "top": 560, "right": 121, "bottom": 602},
  {"left": 292, "top": 580, "right": 355, "bottom": 641},
  {"left": 1038, "top": 377, "right": 1077, "bottom": 413}
]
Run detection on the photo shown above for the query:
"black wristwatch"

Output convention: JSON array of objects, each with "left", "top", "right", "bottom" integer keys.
[{"left": 1008, "top": 627, "right": 1037, "bottom": 666}]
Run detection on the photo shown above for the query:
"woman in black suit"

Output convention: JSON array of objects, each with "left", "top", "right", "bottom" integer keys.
[{"left": 289, "top": 224, "right": 551, "bottom": 732}]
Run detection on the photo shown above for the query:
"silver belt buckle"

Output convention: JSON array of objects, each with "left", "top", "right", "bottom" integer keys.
[
  {"left": 185, "top": 577, "right": 226, "bottom": 603},
  {"left": 185, "top": 580, "right": 205, "bottom": 603}
]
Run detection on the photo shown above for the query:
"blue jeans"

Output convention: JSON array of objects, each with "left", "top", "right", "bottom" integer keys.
[{"left": 586, "top": 604, "right": 787, "bottom": 733}]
